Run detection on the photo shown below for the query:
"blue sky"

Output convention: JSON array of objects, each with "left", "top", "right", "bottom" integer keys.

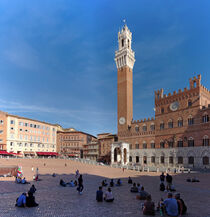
[{"left": 0, "top": 0, "right": 210, "bottom": 136}]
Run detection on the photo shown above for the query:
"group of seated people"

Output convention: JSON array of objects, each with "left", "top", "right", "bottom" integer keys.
[
  {"left": 130, "top": 183, "right": 142, "bottom": 193},
  {"left": 128, "top": 175, "right": 187, "bottom": 216},
  {"left": 186, "top": 177, "right": 200, "bottom": 182},
  {"left": 139, "top": 192, "right": 187, "bottom": 216},
  {"left": 96, "top": 186, "right": 114, "bottom": 202},
  {"left": 15, "top": 177, "right": 30, "bottom": 184},
  {"left": 102, "top": 179, "right": 122, "bottom": 187},
  {"left": 157, "top": 192, "right": 187, "bottom": 216},
  {"left": 159, "top": 182, "right": 176, "bottom": 192},
  {"left": 60, "top": 179, "right": 77, "bottom": 187},
  {"left": 15, "top": 185, "right": 38, "bottom": 208}
]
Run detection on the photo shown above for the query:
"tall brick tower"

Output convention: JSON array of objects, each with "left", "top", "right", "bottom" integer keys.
[{"left": 115, "top": 24, "right": 135, "bottom": 134}]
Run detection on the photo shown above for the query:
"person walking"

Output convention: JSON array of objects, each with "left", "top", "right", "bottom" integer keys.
[{"left": 77, "top": 174, "right": 84, "bottom": 194}]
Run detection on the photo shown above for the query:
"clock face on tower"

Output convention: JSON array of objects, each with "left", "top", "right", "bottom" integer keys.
[
  {"left": 119, "top": 117, "right": 126, "bottom": 125},
  {"left": 170, "top": 101, "right": 179, "bottom": 111}
]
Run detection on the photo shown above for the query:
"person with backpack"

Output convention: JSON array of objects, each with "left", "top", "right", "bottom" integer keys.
[
  {"left": 175, "top": 193, "right": 187, "bottom": 215},
  {"left": 160, "top": 172, "right": 165, "bottom": 183}
]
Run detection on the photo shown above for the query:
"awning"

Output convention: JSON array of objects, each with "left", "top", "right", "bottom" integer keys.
[
  {"left": 68, "top": 154, "right": 76, "bottom": 157},
  {"left": 10, "top": 152, "right": 22, "bottom": 156},
  {"left": 0, "top": 150, "right": 12, "bottom": 155},
  {"left": 36, "top": 152, "right": 59, "bottom": 156}
]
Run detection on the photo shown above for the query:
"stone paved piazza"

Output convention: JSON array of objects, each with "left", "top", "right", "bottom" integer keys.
[{"left": 0, "top": 158, "right": 210, "bottom": 217}]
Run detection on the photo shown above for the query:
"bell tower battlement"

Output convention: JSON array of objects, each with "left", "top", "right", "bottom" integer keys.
[{"left": 115, "top": 24, "right": 135, "bottom": 134}]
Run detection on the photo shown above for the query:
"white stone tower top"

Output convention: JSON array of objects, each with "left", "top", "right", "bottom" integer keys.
[{"left": 115, "top": 24, "right": 135, "bottom": 69}]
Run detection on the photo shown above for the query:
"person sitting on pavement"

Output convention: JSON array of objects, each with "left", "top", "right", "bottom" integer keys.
[
  {"left": 21, "top": 177, "right": 30, "bottom": 184},
  {"left": 163, "top": 192, "right": 178, "bottom": 217},
  {"left": 128, "top": 176, "right": 133, "bottom": 184},
  {"left": 15, "top": 176, "right": 21, "bottom": 184},
  {"left": 170, "top": 184, "right": 176, "bottom": 192},
  {"left": 175, "top": 193, "right": 187, "bottom": 215},
  {"left": 29, "top": 185, "right": 36, "bottom": 194},
  {"left": 60, "top": 179, "right": 67, "bottom": 187},
  {"left": 192, "top": 177, "right": 200, "bottom": 182},
  {"left": 116, "top": 179, "right": 122, "bottom": 186},
  {"left": 110, "top": 179, "right": 114, "bottom": 187},
  {"left": 130, "top": 183, "right": 138, "bottom": 193},
  {"left": 104, "top": 187, "right": 114, "bottom": 202},
  {"left": 68, "top": 180, "right": 75, "bottom": 187},
  {"left": 137, "top": 183, "right": 142, "bottom": 192},
  {"left": 26, "top": 191, "right": 39, "bottom": 207},
  {"left": 15, "top": 192, "right": 27, "bottom": 207},
  {"left": 136, "top": 187, "right": 149, "bottom": 200},
  {"left": 142, "top": 194, "right": 155, "bottom": 216},
  {"left": 102, "top": 179, "right": 108, "bottom": 187},
  {"left": 96, "top": 186, "right": 103, "bottom": 202}
]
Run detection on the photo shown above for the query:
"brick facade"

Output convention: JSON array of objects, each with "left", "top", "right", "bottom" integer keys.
[
  {"left": 97, "top": 133, "right": 118, "bottom": 163},
  {"left": 57, "top": 128, "right": 96, "bottom": 158},
  {"left": 116, "top": 25, "right": 210, "bottom": 168}
]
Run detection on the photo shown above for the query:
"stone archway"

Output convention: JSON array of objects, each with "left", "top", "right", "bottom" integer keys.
[
  {"left": 123, "top": 148, "right": 127, "bottom": 164},
  {"left": 111, "top": 142, "right": 129, "bottom": 165},
  {"left": 114, "top": 147, "right": 121, "bottom": 163}
]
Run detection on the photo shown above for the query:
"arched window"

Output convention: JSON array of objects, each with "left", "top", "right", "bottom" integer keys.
[
  {"left": 188, "top": 156, "right": 194, "bottom": 164},
  {"left": 203, "top": 156, "right": 209, "bottom": 165},
  {"left": 160, "top": 122, "right": 164, "bottom": 130},
  {"left": 150, "top": 141, "right": 155, "bottom": 149},
  {"left": 160, "top": 141, "right": 165, "bottom": 148},
  {"left": 121, "top": 39, "right": 124, "bottom": 47},
  {"left": 188, "top": 100, "right": 192, "bottom": 107},
  {"left": 135, "top": 125, "right": 139, "bottom": 132},
  {"left": 188, "top": 137, "right": 194, "bottom": 147},
  {"left": 143, "top": 125, "right": 147, "bottom": 132},
  {"left": 178, "top": 117, "right": 183, "bottom": 127},
  {"left": 177, "top": 139, "right": 183, "bottom": 147},
  {"left": 202, "top": 113, "right": 209, "bottom": 123},
  {"left": 143, "top": 156, "right": 147, "bottom": 164},
  {"left": 168, "top": 140, "right": 174, "bottom": 148},
  {"left": 169, "top": 156, "right": 173, "bottom": 164},
  {"left": 160, "top": 156, "right": 165, "bottom": 164},
  {"left": 136, "top": 156, "right": 139, "bottom": 163},
  {"left": 135, "top": 143, "right": 139, "bottom": 149},
  {"left": 143, "top": 142, "right": 147, "bottom": 149},
  {"left": 151, "top": 156, "right": 155, "bottom": 163},
  {"left": 150, "top": 123, "right": 155, "bottom": 131},
  {"left": 178, "top": 156, "right": 183, "bottom": 164},
  {"left": 129, "top": 156, "right": 132, "bottom": 162},
  {"left": 168, "top": 119, "right": 173, "bottom": 128},
  {"left": 128, "top": 39, "right": 130, "bottom": 48},
  {"left": 203, "top": 135, "right": 209, "bottom": 146},
  {"left": 188, "top": 115, "right": 194, "bottom": 126}
]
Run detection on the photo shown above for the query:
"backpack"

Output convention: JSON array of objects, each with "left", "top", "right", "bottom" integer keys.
[
  {"left": 180, "top": 199, "right": 187, "bottom": 214},
  {"left": 160, "top": 183, "right": 165, "bottom": 191}
]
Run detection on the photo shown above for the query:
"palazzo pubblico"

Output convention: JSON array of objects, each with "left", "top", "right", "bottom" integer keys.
[{"left": 111, "top": 24, "right": 210, "bottom": 169}]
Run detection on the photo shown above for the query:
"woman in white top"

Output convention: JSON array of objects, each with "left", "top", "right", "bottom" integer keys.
[{"left": 104, "top": 188, "right": 114, "bottom": 202}]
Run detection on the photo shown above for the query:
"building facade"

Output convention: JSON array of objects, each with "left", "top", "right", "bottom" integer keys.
[
  {"left": 83, "top": 138, "right": 99, "bottom": 161},
  {"left": 97, "top": 133, "right": 118, "bottom": 163},
  {"left": 0, "top": 111, "right": 57, "bottom": 156},
  {"left": 115, "top": 24, "right": 210, "bottom": 169},
  {"left": 57, "top": 127, "right": 96, "bottom": 158}
]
